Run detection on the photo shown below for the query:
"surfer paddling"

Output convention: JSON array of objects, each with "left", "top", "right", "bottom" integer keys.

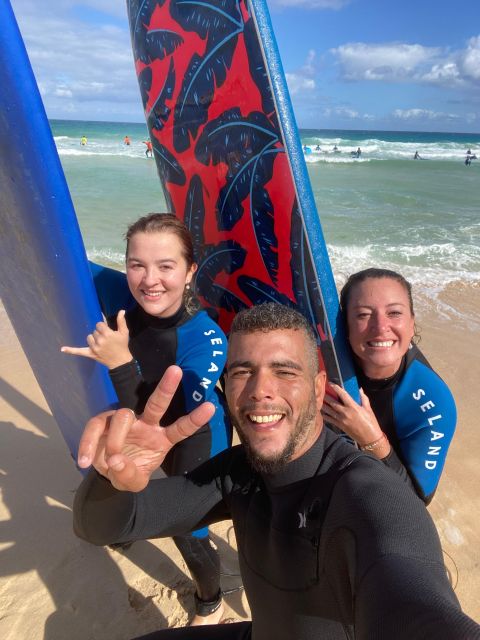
[
  {"left": 73, "top": 303, "right": 480, "bottom": 639},
  {"left": 323, "top": 269, "right": 456, "bottom": 504},
  {"left": 62, "top": 214, "right": 229, "bottom": 626}
]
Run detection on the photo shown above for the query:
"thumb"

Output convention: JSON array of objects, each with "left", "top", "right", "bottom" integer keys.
[
  {"left": 117, "top": 310, "right": 129, "bottom": 335},
  {"left": 60, "top": 346, "right": 95, "bottom": 359}
]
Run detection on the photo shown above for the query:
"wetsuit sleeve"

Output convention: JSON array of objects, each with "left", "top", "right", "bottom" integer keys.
[
  {"left": 176, "top": 313, "right": 227, "bottom": 412},
  {"left": 380, "top": 447, "right": 416, "bottom": 493},
  {"left": 356, "top": 555, "right": 480, "bottom": 639},
  {"left": 73, "top": 451, "right": 233, "bottom": 546},
  {"left": 330, "top": 459, "right": 480, "bottom": 638},
  {"left": 108, "top": 359, "right": 144, "bottom": 413},
  {"left": 393, "top": 354, "right": 457, "bottom": 504}
]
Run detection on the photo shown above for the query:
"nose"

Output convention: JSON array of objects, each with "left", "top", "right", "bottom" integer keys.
[
  {"left": 248, "top": 368, "right": 275, "bottom": 401},
  {"left": 142, "top": 267, "right": 159, "bottom": 286},
  {"left": 370, "top": 311, "right": 388, "bottom": 333}
]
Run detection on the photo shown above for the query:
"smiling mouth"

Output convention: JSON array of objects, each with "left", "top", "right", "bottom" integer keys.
[
  {"left": 367, "top": 340, "right": 394, "bottom": 348},
  {"left": 141, "top": 289, "right": 165, "bottom": 298},
  {"left": 248, "top": 413, "right": 284, "bottom": 424}
]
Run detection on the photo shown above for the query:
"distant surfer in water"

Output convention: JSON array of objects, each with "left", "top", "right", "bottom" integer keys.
[
  {"left": 351, "top": 147, "right": 361, "bottom": 158},
  {"left": 124, "top": 135, "right": 131, "bottom": 146},
  {"left": 322, "top": 268, "right": 456, "bottom": 505},
  {"left": 72, "top": 302, "right": 480, "bottom": 639},
  {"left": 62, "top": 214, "right": 229, "bottom": 626},
  {"left": 80, "top": 136, "right": 87, "bottom": 146},
  {"left": 414, "top": 150, "right": 422, "bottom": 160},
  {"left": 465, "top": 149, "right": 476, "bottom": 165},
  {"left": 143, "top": 139, "right": 153, "bottom": 157}
]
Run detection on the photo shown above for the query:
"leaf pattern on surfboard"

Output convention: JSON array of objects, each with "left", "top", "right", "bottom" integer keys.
[
  {"left": 184, "top": 174, "right": 206, "bottom": 259},
  {"left": 170, "top": 0, "right": 244, "bottom": 151},
  {"left": 238, "top": 276, "right": 293, "bottom": 308},
  {"left": 195, "top": 240, "right": 247, "bottom": 311},
  {"left": 243, "top": 17, "right": 275, "bottom": 118},
  {"left": 290, "top": 202, "right": 328, "bottom": 343},
  {"left": 195, "top": 108, "right": 281, "bottom": 282},
  {"left": 152, "top": 140, "right": 186, "bottom": 186},
  {"left": 128, "top": 0, "right": 165, "bottom": 64},
  {"left": 147, "top": 58, "right": 175, "bottom": 131}
]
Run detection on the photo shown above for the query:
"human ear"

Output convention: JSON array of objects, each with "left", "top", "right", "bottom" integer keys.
[{"left": 314, "top": 370, "right": 327, "bottom": 409}]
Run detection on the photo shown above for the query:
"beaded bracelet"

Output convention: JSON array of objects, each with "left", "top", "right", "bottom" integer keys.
[{"left": 359, "top": 432, "right": 387, "bottom": 452}]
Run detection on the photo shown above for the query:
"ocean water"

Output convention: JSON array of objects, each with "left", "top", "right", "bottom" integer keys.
[{"left": 50, "top": 120, "right": 480, "bottom": 327}]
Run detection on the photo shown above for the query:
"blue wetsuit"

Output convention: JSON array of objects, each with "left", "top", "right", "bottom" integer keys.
[
  {"left": 108, "top": 303, "right": 230, "bottom": 612},
  {"left": 358, "top": 344, "right": 456, "bottom": 505}
]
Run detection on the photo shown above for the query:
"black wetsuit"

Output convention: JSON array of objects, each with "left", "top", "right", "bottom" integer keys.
[
  {"left": 108, "top": 303, "right": 230, "bottom": 611},
  {"left": 358, "top": 344, "right": 456, "bottom": 504},
  {"left": 74, "top": 428, "right": 480, "bottom": 639}
]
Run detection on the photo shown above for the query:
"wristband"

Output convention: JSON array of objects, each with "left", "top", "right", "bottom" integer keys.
[{"left": 359, "top": 432, "right": 387, "bottom": 452}]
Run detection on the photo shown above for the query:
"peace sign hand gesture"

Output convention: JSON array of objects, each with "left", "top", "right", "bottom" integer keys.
[{"left": 78, "top": 365, "right": 215, "bottom": 492}]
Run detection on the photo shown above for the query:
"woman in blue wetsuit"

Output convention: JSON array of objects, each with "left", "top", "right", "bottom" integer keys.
[
  {"left": 62, "top": 213, "right": 229, "bottom": 625},
  {"left": 322, "top": 268, "right": 456, "bottom": 505}
]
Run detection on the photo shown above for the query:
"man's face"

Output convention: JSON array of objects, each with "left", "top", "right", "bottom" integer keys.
[{"left": 225, "top": 329, "right": 326, "bottom": 473}]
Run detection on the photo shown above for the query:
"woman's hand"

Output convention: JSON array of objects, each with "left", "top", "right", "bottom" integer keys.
[
  {"left": 61, "top": 310, "right": 132, "bottom": 369},
  {"left": 322, "top": 384, "right": 391, "bottom": 458}
]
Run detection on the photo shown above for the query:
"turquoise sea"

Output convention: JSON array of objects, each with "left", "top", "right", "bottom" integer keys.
[{"left": 50, "top": 120, "right": 480, "bottom": 328}]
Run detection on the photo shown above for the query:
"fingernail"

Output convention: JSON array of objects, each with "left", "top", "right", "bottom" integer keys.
[{"left": 78, "top": 455, "right": 90, "bottom": 467}]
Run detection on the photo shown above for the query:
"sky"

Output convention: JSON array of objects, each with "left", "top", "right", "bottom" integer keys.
[{"left": 8, "top": 0, "right": 480, "bottom": 132}]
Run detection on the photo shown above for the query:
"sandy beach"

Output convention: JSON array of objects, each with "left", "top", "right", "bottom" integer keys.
[{"left": 1, "top": 284, "right": 479, "bottom": 639}]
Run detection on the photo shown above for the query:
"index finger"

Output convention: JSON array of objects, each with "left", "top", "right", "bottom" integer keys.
[
  {"left": 165, "top": 402, "right": 216, "bottom": 448},
  {"left": 141, "top": 365, "right": 183, "bottom": 426},
  {"left": 329, "top": 383, "right": 356, "bottom": 406}
]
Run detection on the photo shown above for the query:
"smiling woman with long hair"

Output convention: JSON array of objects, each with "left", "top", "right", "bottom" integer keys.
[
  {"left": 63, "top": 213, "right": 229, "bottom": 626},
  {"left": 322, "top": 268, "right": 456, "bottom": 505}
]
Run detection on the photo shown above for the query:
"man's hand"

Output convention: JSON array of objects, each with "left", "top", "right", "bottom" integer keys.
[
  {"left": 78, "top": 365, "right": 215, "bottom": 491},
  {"left": 61, "top": 310, "right": 132, "bottom": 369}
]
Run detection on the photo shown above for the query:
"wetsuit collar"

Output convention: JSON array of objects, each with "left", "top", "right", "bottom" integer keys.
[
  {"left": 262, "top": 428, "right": 333, "bottom": 490},
  {"left": 132, "top": 303, "right": 191, "bottom": 330}
]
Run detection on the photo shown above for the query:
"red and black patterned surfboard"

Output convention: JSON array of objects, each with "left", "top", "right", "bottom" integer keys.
[{"left": 127, "top": 0, "right": 358, "bottom": 397}]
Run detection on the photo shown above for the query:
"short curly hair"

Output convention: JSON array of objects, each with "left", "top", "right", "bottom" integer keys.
[{"left": 229, "top": 303, "right": 319, "bottom": 373}]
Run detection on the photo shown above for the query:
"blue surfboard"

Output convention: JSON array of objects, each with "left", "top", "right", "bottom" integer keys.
[{"left": 0, "top": 0, "right": 120, "bottom": 462}]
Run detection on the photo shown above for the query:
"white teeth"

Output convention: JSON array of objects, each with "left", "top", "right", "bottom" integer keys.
[
  {"left": 143, "top": 290, "right": 163, "bottom": 297},
  {"left": 248, "top": 414, "right": 283, "bottom": 424},
  {"left": 369, "top": 340, "right": 394, "bottom": 347}
]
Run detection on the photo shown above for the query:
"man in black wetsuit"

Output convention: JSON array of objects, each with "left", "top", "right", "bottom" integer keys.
[{"left": 74, "top": 303, "right": 480, "bottom": 639}]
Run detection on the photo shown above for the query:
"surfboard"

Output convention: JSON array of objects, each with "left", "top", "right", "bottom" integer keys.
[
  {"left": 126, "top": 0, "right": 359, "bottom": 399},
  {"left": 0, "top": 0, "right": 119, "bottom": 462}
]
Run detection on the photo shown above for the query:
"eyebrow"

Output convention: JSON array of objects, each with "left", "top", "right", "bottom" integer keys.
[
  {"left": 353, "top": 302, "right": 408, "bottom": 309},
  {"left": 227, "top": 359, "right": 303, "bottom": 372},
  {"left": 127, "top": 256, "right": 177, "bottom": 264}
]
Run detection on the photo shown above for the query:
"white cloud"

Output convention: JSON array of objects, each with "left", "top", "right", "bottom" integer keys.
[
  {"left": 393, "top": 108, "right": 460, "bottom": 122},
  {"left": 269, "top": 0, "right": 351, "bottom": 8},
  {"left": 286, "top": 50, "right": 316, "bottom": 95},
  {"left": 10, "top": 0, "right": 142, "bottom": 120},
  {"left": 331, "top": 37, "right": 480, "bottom": 89},
  {"left": 461, "top": 36, "right": 480, "bottom": 81},
  {"left": 331, "top": 42, "right": 439, "bottom": 81},
  {"left": 323, "top": 106, "right": 374, "bottom": 121}
]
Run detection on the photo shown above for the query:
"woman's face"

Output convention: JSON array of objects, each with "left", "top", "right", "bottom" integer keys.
[
  {"left": 126, "top": 231, "right": 196, "bottom": 318},
  {"left": 346, "top": 277, "right": 415, "bottom": 379}
]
